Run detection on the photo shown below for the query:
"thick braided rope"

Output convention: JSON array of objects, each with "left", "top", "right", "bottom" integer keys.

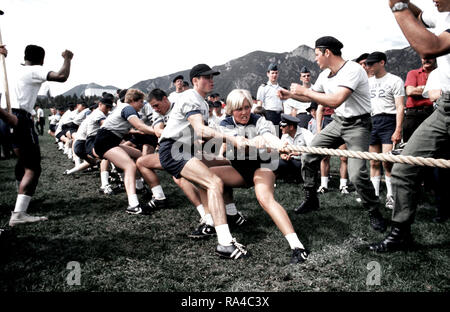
[{"left": 246, "top": 142, "right": 450, "bottom": 169}]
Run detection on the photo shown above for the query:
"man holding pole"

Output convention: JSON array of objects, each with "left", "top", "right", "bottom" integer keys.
[{"left": 1, "top": 44, "right": 73, "bottom": 226}]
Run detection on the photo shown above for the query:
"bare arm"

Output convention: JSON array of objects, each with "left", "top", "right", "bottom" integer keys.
[
  {"left": 316, "top": 105, "right": 324, "bottom": 133},
  {"left": 47, "top": 50, "right": 73, "bottom": 82},
  {"left": 291, "top": 83, "right": 353, "bottom": 109},
  {"left": 389, "top": 1, "right": 450, "bottom": 58},
  {"left": 406, "top": 85, "right": 426, "bottom": 97},
  {"left": 153, "top": 122, "right": 165, "bottom": 138},
  {"left": 128, "top": 116, "right": 155, "bottom": 135},
  {"left": 392, "top": 96, "right": 404, "bottom": 144}
]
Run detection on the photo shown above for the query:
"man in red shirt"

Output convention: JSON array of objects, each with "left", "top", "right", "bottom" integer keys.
[{"left": 403, "top": 57, "right": 437, "bottom": 142}]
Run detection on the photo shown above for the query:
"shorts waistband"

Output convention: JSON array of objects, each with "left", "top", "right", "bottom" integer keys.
[{"left": 340, "top": 113, "right": 370, "bottom": 123}]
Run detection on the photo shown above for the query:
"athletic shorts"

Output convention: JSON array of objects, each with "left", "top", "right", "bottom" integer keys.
[
  {"left": 129, "top": 133, "right": 158, "bottom": 149},
  {"left": 85, "top": 136, "right": 96, "bottom": 158},
  {"left": 159, "top": 139, "right": 193, "bottom": 179},
  {"left": 55, "top": 130, "right": 65, "bottom": 141},
  {"left": 49, "top": 124, "right": 57, "bottom": 132},
  {"left": 370, "top": 114, "right": 396, "bottom": 145},
  {"left": 66, "top": 122, "right": 79, "bottom": 135},
  {"left": 73, "top": 140, "right": 87, "bottom": 160},
  {"left": 93, "top": 128, "right": 122, "bottom": 159},
  {"left": 11, "top": 109, "right": 41, "bottom": 170}
]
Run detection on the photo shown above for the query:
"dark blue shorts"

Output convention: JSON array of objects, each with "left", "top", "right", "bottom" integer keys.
[
  {"left": 73, "top": 140, "right": 87, "bottom": 160},
  {"left": 11, "top": 109, "right": 41, "bottom": 170},
  {"left": 49, "top": 124, "right": 57, "bottom": 132},
  {"left": 370, "top": 114, "right": 396, "bottom": 145},
  {"left": 159, "top": 139, "right": 193, "bottom": 179},
  {"left": 85, "top": 136, "right": 96, "bottom": 158},
  {"left": 129, "top": 133, "right": 158, "bottom": 149},
  {"left": 94, "top": 128, "right": 122, "bottom": 159}
]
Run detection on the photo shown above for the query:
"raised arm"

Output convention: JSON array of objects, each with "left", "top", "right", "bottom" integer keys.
[{"left": 47, "top": 50, "right": 73, "bottom": 82}]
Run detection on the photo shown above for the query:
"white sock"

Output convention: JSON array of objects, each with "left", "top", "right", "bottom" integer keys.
[
  {"left": 58, "top": 142, "right": 64, "bottom": 149},
  {"left": 385, "top": 175, "right": 393, "bottom": 197},
  {"left": 371, "top": 176, "right": 381, "bottom": 197},
  {"left": 340, "top": 178, "right": 348, "bottom": 189},
  {"left": 321, "top": 176, "right": 329, "bottom": 188},
  {"left": 135, "top": 178, "right": 144, "bottom": 190},
  {"left": 14, "top": 194, "right": 32, "bottom": 213},
  {"left": 215, "top": 224, "right": 233, "bottom": 246},
  {"left": 225, "top": 203, "right": 237, "bottom": 215},
  {"left": 100, "top": 171, "right": 110, "bottom": 188},
  {"left": 66, "top": 166, "right": 78, "bottom": 174},
  {"left": 128, "top": 194, "right": 139, "bottom": 207},
  {"left": 151, "top": 185, "right": 166, "bottom": 200},
  {"left": 64, "top": 146, "right": 69, "bottom": 154},
  {"left": 285, "top": 233, "right": 305, "bottom": 250},
  {"left": 204, "top": 213, "right": 214, "bottom": 226},
  {"left": 196, "top": 204, "right": 206, "bottom": 219},
  {"left": 74, "top": 155, "right": 81, "bottom": 167}
]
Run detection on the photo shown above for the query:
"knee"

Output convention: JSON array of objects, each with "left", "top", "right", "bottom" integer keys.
[
  {"left": 207, "top": 175, "right": 223, "bottom": 193},
  {"left": 136, "top": 157, "right": 144, "bottom": 170}
]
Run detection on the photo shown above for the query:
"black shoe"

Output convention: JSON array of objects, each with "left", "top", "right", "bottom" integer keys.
[
  {"left": 369, "top": 224, "right": 413, "bottom": 252},
  {"left": 215, "top": 239, "right": 248, "bottom": 259},
  {"left": 188, "top": 222, "right": 216, "bottom": 239},
  {"left": 290, "top": 248, "right": 309, "bottom": 264},
  {"left": 227, "top": 211, "right": 247, "bottom": 228},
  {"left": 295, "top": 188, "right": 319, "bottom": 214},
  {"left": 368, "top": 209, "right": 387, "bottom": 233},
  {"left": 147, "top": 197, "right": 168, "bottom": 211},
  {"left": 126, "top": 205, "right": 145, "bottom": 215}
]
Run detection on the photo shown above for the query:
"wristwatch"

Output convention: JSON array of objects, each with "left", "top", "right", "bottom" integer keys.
[{"left": 391, "top": 2, "right": 409, "bottom": 12}]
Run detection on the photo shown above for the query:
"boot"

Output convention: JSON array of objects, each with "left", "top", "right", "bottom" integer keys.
[
  {"left": 369, "top": 223, "right": 413, "bottom": 252},
  {"left": 295, "top": 187, "right": 319, "bottom": 214},
  {"left": 368, "top": 208, "right": 387, "bottom": 233}
]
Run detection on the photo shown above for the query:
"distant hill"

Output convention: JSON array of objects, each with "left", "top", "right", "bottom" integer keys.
[
  {"left": 64, "top": 45, "right": 422, "bottom": 99},
  {"left": 62, "top": 83, "right": 119, "bottom": 97}
]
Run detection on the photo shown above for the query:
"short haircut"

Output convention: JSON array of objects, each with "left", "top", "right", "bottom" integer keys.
[
  {"left": 24, "top": 45, "right": 45, "bottom": 64},
  {"left": 225, "top": 89, "right": 253, "bottom": 116},
  {"left": 125, "top": 89, "right": 145, "bottom": 104},
  {"left": 148, "top": 88, "right": 167, "bottom": 102},
  {"left": 253, "top": 106, "right": 267, "bottom": 118}
]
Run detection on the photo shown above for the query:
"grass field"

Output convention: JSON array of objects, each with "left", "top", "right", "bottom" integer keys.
[{"left": 0, "top": 123, "right": 449, "bottom": 294}]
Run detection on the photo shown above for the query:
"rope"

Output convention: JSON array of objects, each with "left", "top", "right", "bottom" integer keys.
[{"left": 244, "top": 142, "right": 450, "bottom": 169}]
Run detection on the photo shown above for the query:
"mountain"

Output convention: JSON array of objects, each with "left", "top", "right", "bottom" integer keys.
[{"left": 63, "top": 45, "right": 422, "bottom": 100}]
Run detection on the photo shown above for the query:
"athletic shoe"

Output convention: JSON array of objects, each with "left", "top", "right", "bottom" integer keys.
[
  {"left": 147, "top": 197, "right": 168, "bottom": 211},
  {"left": 188, "top": 222, "right": 216, "bottom": 239},
  {"left": 290, "top": 248, "right": 309, "bottom": 264},
  {"left": 340, "top": 185, "right": 350, "bottom": 194},
  {"left": 368, "top": 209, "right": 387, "bottom": 233},
  {"left": 126, "top": 205, "right": 145, "bottom": 215},
  {"left": 62, "top": 169, "right": 70, "bottom": 175},
  {"left": 99, "top": 184, "right": 114, "bottom": 195},
  {"left": 385, "top": 196, "right": 395, "bottom": 210},
  {"left": 317, "top": 186, "right": 328, "bottom": 194},
  {"left": 227, "top": 211, "right": 247, "bottom": 228},
  {"left": 9, "top": 212, "right": 48, "bottom": 227},
  {"left": 215, "top": 238, "right": 248, "bottom": 259}
]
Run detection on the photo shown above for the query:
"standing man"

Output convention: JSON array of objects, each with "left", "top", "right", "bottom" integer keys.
[
  {"left": 403, "top": 57, "right": 437, "bottom": 142},
  {"left": 168, "top": 74, "right": 185, "bottom": 105},
  {"left": 257, "top": 63, "right": 284, "bottom": 129},
  {"left": 7, "top": 45, "right": 73, "bottom": 226},
  {"left": 278, "top": 36, "right": 386, "bottom": 233},
  {"left": 370, "top": 0, "right": 450, "bottom": 252},
  {"left": 287, "top": 66, "right": 314, "bottom": 129},
  {"left": 35, "top": 104, "right": 45, "bottom": 135},
  {"left": 366, "top": 51, "right": 405, "bottom": 209}
]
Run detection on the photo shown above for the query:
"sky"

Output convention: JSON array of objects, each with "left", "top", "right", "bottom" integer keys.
[{"left": 0, "top": 0, "right": 438, "bottom": 96}]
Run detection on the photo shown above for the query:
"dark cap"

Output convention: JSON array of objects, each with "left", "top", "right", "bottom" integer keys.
[
  {"left": 300, "top": 66, "right": 310, "bottom": 74},
  {"left": 99, "top": 93, "right": 114, "bottom": 107},
  {"left": 315, "top": 36, "right": 344, "bottom": 51},
  {"left": 213, "top": 101, "right": 222, "bottom": 108},
  {"left": 306, "top": 101, "right": 318, "bottom": 112},
  {"left": 207, "top": 100, "right": 214, "bottom": 108},
  {"left": 365, "top": 52, "right": 387, "bottom": 65},
  {"left": 183, "top": 81, "right": 189, "bottom": 87},
  {"left": 267, "top": 63, "right": 278, "bottom": 72},
  {"left": 189, "top": 64, "right": 220, "bottom": 83},
  {"left": 172, "top": 75, "right": 184, "bottom": 83},
  {"left": 280, "top": 113, "right": 300, "bottom": 126},
  {"left": 355, "top": 53, "right": 370, "bottom": 63}
]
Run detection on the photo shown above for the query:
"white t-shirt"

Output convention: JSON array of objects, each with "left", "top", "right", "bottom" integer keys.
[
  {"left": 313, "top": 61, "right": 372, "bottom": 118},
  {"left": 159, "top": 89, "right": 209, "bottom": 145},
  {"left": 11, "top": 65, "right": 49, "bottom": 113},
  {"left": 152, "top": 102, "right": 174, "bottom": 126},
  {"left": 421, "top": 10, "right": 450, "bottom": 92},
  {"left": 368, "top": 73, "right": 405, "bottom": 115},
  {"left": 36, "top": 108, "right": 44, "bottom": 119},
  {"left": 256, "top": 81, "right": 284, "bottom": 112},
  {"left": 86, "top": 108, "right": 107, "bottom": 138},
  {"left": 168, "top": 91, "right": 184, "bottom": 106},
  {"left": 101, "top": 102, "right": 139, "bottom": 138},
  {"left": 423, "top": 69, "right": 441, "bottom": 99},
  {"left": 139, "top": 101, "right": 154, "bottom": 126},
  {"left": 73, "top": 108, "right": 91, "bottom": 125}
]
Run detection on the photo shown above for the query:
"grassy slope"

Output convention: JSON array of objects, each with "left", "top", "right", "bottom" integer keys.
[{"left": 0, "top": 126, "right": 449, "bottom": 292}]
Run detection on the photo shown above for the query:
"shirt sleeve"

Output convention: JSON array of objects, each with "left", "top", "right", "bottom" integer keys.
[
  {"left": 312, "top": 72, "right": 325, "bottom": 93},
  {"left": 256, "top": 86, "right": 265, "bottom": 102},
  {"left": 32, "top": 67, "right": 50, "bottom": 82},
  {"left": 256, "top": 116, "right": 274, "bottom": 135},
  {"left": 393, "top": 77, "right": 406, "bottom": 97},
  {"left": 337, "top": 64, "right": 364, "bottom": 92},
  {"left": 121, "top": 105, "right": 139, "bottom": 120},
  {"left": 404, "top": 70, "right": 418, "bottom": 87},
  {"left": 421, "top": 10, "right": 436, "bottom": 29}
]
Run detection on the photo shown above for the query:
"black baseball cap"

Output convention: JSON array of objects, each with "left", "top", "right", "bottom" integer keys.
[
  {"left": 365, "top": 52, "right": 387, "bottom": 65},
  {"left": 189, "top": 64, "right": 220, "bottom": 83},
  {"left": 306, "top": 102, "right": 318, "bottom": 112},
  {"left": 172, "top": 74, "right": 184, "bottom": 83}
]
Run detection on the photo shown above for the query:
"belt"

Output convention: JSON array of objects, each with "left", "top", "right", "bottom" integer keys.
[
  {"left": 341, "top": 113, "right": 370, "bottom": 123},
  {"left": 405, "top": 106, "right": 434, "bottom": 113}
]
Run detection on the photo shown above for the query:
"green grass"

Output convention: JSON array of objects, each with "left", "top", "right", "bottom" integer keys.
[{"left": 0, "top": 125, "right": 449, "bottom": 292}]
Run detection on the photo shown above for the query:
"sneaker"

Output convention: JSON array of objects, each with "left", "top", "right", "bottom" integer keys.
[
  {"left": 99, "top": 184, "right": 114, "bottom": 195},
  {"left": 188, "top": 222, "right": 216, "bottom": 239},
  {"left": 215, "top": 238, "right": 248, "bottom": 259},
  {"left": 385, "top": 195, "right": 395, "bottom": 210},
  {"left": 147, "top": 197, "right": 168, "bottom": 211},
  {"left": 9, "top": 212, "right": 48, "bottom": 227},
  {"left": 317, "top": 186, "right": 328, "bottom": 194},
  {"left": 340, "top": 185, "right": 350, "bottom": 194},
  {"left": 227, "top": 211, "right": 247, "bottom": 228},
  {"left": 368, "top": 209, "right": 387, "bottom": 233},
  {"left": 126, "top": 205, "right": 145, "bottom": 215},
  {"left": 62, "top": 169, "right": 70, "bottom": 175},
  {"left": 290, "top": 247, "right": 309, "bottom": 264}
]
